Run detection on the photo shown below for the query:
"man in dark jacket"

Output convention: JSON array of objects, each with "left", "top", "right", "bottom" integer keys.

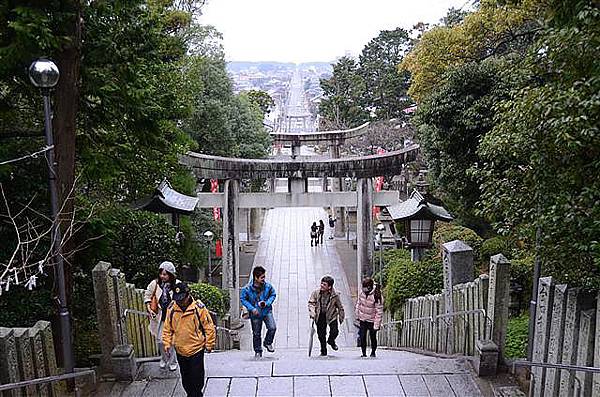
[
  {"left": 240, "top": 266, "right": 277, "bottom": 358},
  {"left": 308, "top": 276, "right": 345, "bottom": 356}
]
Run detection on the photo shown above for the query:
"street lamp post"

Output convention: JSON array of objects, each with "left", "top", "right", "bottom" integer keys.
[
  {"left": 376, "top": 223, "right": 385, "bottom": 283},
  {"left": 203, "top": 230, "right": 214, "bottom": 284},
  {"left": 29, "top": 59, "right": 74, "bottom": 375},
  {"left": 344, "top": 177, "right": 352, "bottom": 245}
]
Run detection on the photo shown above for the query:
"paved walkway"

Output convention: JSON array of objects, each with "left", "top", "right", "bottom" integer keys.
[{"left": 247, "top": 207, "right": 357, "bottom": 350}]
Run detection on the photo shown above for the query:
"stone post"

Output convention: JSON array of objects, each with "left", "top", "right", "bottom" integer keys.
[
  {"left": 0, "top": 327, "right": 19, "bottom": 397},
  {"left": 559, "top": 288, "right": 582, "bottom": 396},
  {"left": 36, "top": 321, "right": 63, "bottom": 396},
  {"left": 356, "top": 177, "right": 373, "bottom": 290},
  {"left": 486, "top": 254, "right": 510, "bottom": 362},
  {"left": 13, "top": 328, "right": 35, "bottom": 396},
  {"left": 475, "top": 340, "right": 499, "bottom": 376},
  {"left": 92, "top": 261, "right": 120, "bottom": 372},
  {"left": 111, "top": 344, "right": 136, "bottom": 381},
  {"left": 531, "top": 277, "right": 554, "bottom": 397},
  {"left": 328, "top": 143, "right": 345, "bottom": 237},
  {"left": 441, "top": 240, "right": 473, "bottom": 355},
  {"left": 29, "top": 325, "right": 49, "bottom": 397},
  {"left": 544, "top": 283, "right": 567, "bottom": 397},
  {"left": 575, "top": 309, "right": 596, "bottom": 396},
  {"left": 593, "top": 292, "right": 600, "bottom": 397},
  {"left": 223, "top": 179, "right": 241, "bottom": 327}
]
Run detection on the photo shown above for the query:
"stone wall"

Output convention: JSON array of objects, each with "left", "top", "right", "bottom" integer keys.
[
  {"left": 530, "top": 276, "right": 599, "bottom": 397},
  {"left": 0, "top": 321, "right": 64, "bottom": 397}
]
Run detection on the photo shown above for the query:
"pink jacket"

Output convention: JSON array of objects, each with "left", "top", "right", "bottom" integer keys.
[{"left": 355, "top": 291, "right": 384, "bottom": 329}]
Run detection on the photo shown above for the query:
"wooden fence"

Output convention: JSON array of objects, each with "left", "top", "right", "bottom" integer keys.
[
  {"left": 529, "top": 276, "right": 600, "bottom": 397},
  {"left": 379, "top": 251, "right": 511, "bottom": 361},
  {"left": 379, "top": 275, "right": 490, "bottom": 356},
  {"left": 0, "top": 321, "right": 64, "bottom": 397}
]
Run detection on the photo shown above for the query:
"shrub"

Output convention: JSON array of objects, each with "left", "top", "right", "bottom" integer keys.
[
  {"left": 433, "top": 222, "right": 483, "bottom": 257},
  {"left": 480, "top": 236, "right": 514, "bottom": 262},
  {"left": 505, "top": 313, "right": 529, "bottom": 359},
  {"left": 383, "top": 249, "right": 444, "bottom": 315},
  {"left": 189, "top": 283, "right": 230, "bottom": 316}
]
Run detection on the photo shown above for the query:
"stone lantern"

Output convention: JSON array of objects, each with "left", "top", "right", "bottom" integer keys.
[{"left": 386, "top": 190, "right": 452, "bottom": 261}]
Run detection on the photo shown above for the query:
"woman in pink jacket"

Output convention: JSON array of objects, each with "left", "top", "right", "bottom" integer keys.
[{"left": 355, "top": 277, "right": 383, "bottom": 357}]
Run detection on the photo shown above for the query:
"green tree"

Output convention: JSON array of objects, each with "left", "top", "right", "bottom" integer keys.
[
  {"left": 475, "top": 2, "right": 600, "bottom": 288},
  {"left": 358, "top": 27, "right": 412, "bottom": 120},
  {"left": 319, "top": 56, "right": 368, "bottom": 129},
  {"left": 415, "top": 59, "right": 514, "bottom": 230},
  {"left": 243, "top": 90, "right": 275, "bottom": 116}
]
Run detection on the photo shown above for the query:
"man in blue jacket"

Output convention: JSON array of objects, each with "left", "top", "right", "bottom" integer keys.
[{"left": 241, "top": 266, "right": 277, "bottom": 358}]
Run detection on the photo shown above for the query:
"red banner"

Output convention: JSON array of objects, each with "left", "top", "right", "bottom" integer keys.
[{"left": 373, "top": 148, "right": 386, "bottom": 217}]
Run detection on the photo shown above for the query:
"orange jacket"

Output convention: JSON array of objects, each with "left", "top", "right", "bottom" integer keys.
[{"left": 161, "top": 299, "right": 216, "bottom": 357}]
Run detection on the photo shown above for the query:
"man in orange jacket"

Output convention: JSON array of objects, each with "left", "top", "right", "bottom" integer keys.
[{"left": 162, "top": 282, "right": 216, "bottom": 397}]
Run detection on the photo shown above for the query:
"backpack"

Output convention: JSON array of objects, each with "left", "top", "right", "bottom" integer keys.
[{"left": 168, "top": 300, "right": 206, "bottom": 337}]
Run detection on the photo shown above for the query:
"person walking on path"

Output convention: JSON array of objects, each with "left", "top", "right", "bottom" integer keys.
[
  {"left": 240, "top": 266, "right": 277, "bottom": 358},
  {"left": 144, "top": 261, "right": 179, "bottom": 371},
  {"left": 308, "top": 276, "right": 345, "bottom": 356},
  {"left": 328, "top": 214, "right": 336, "bottom": 239},
  {"left": 162, "top": 282, "right": 216, "bottom": 397},
  {"left": 310, "top": 221, "right": 319, "bottom": 247},
  {"left": 355, "top": 277, "right": 384, "bottom": 357},
  {"left": 318, "top": 219, "right": 325, "bottom": 245}
]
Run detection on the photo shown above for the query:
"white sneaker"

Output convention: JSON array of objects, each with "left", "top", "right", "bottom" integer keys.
[
  {"left": 169, "top": 363, "right": 178, "bottom": 371},
  {"left": 159, "top": 359, "right": 167, "bottom": 369}
]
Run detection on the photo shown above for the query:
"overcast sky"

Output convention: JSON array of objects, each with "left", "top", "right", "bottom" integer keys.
[{"left": 199, "top": 0, "right": 468, "bottom": 63}]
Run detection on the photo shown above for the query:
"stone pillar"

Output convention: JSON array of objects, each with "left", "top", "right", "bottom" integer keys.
[
  {"left": 223, "top": 179, "right": 241, "bottom": 327},
  {"left": 0, "top": 328, "right": 19, "bottom": 397},
  {"left": 248, "top": 208, "right": 263, "bottom": 240},
  {"left": 36, "top": 321, "right": 63, "bottom": 396},
  {"left": 576, "top": 308, "right": 596, "bottom": 396},
  {"left": 13, "top": 328, "right": 35, "bottom": 396},
  {"left": 356, "top": 177, "right": 373, "bottom": 290},
  {"left": 531, "top": 277, "right": 554, "bottom": 397},
  {"left": 475, "top": 340, "right": 499, "bottom": 376},
  {"left": 544, "top": 283, "right": 568, "bottom": 397},
  {"left": 441, "top": 240, "right": 473, "bottom": 355},
  {"left": 559, "top": 288, "right": 582, "bottom": 396},
  {"left": 92, "top": 261, "right": 120, "bottom": 372},
  {"left": 486, "top": 254, "right": 510, "bottom": 362},
  {"left": 29, "top": 325, "right": 49, "bottom": 397},
  {"left": 111, "top": 344, "right": 136, "bottom": 381},
  {"left": 593, "top": 292, "right": 600, "bottom": 397},
  {"left": 329, "top": 143, "right": 345, "bottom": 237}
]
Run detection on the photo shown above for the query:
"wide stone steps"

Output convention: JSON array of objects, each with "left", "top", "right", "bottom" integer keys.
[{"left": 95, "top": 348, "right": 485, "bottom": 396}]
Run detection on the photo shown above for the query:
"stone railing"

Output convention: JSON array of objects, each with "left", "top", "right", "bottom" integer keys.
[
  {"left": 0, "top": 321, "right": 65, "bottom": 396},
  {"left": 528, "top": 276, "right": 600, "bottom": 396},
  {"left": 379, "top": 241, "right": 511, "bottom": 376},
  {"left": 92, "top": 261, "right": 238, "bottom": 380}
]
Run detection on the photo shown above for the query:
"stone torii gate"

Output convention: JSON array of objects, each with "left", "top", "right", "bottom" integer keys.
[
  {"left": 270, "top": 122, "right": 370, "bottom": 237},
  {"left": 180, "top": 145, "right": 419, "bottom": 322}
]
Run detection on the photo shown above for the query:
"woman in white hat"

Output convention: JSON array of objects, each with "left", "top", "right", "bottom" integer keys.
[{"left": 144, "top": 261, "right": 179, "bottom": 371}]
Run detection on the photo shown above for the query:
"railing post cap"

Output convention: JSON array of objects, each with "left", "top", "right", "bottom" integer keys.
[
  {"left": 476, "top": 339, "right": 499, "bottom": 352},
  {"left": 443, "top": 240, "right": 473, "bottom": 253},
  {"left": 93, "top": 261, "right": 112, "bottom": 273},
  {"left": 490, "top": 253, "right": 510, "bottom": 264}
]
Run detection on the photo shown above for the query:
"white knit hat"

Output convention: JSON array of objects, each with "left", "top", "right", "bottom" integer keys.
[{"left": 159, "top": 261, "right": 177, "bottom": 275}]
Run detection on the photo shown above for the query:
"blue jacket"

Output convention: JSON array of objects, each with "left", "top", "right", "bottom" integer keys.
[{"left": 240, "top": 281, "right": 276, "bottom": 319}]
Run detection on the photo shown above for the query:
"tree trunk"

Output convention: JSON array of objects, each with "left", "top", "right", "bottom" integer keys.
[{"left": 51, "top": 0, "right": 82, "bottom": 367}]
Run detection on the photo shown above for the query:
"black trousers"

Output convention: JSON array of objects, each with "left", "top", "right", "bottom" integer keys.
[
  {"left": 177, "top": 350, "right": 205, "bottom": 397},
  {"left": 317, "top": 313, "right": 339, "bottom": 353},
  {"left": 359, "top": 320, "right": 378, "bottom": 355}
]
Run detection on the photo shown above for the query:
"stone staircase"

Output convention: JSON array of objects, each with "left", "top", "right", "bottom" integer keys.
[{"left": 94, "top": 347, "right": 486, "bottom": 396}]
